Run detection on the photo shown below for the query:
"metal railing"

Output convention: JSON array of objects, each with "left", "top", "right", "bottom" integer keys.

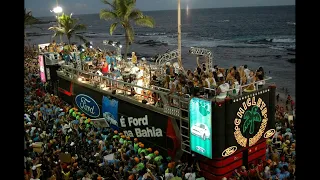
[
  {"left": 57, "top": 65, "right": 273, "bottom": 115},
  {"left": 57, "top": 65, "right": 190, "bottom": 112},
  {"left": 42, "top": 52, "right": 60, "bottom": 65}
]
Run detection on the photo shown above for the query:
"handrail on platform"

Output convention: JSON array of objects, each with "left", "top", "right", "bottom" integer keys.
[{"left": 57, "top": 65, "right": 273, "bottom": 117}]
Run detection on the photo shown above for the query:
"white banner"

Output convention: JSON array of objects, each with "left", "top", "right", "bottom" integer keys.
[{"left": 91, "top": 118, "right": 110, "bottom": 128}]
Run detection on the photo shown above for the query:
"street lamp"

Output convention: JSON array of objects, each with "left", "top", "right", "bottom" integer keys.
[
  {"left": 51, "top": 6, "right": 63, "bottom": 14},
  {"left": 177, "top": 0, "right": 182, "bottom": 71},
  {"left": 50, "top": 0, "right": 63, "bottom": 43}
]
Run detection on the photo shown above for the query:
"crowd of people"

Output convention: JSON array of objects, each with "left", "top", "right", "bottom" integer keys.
[
  {"left": 24, "top": 57, "right": 203, "bottom": 180},
  {"left": 39, "top": 40, "right": 269, "bottom": 104},
  {"left": 155, "top": 62, "right": 266, "bottom": 100}
]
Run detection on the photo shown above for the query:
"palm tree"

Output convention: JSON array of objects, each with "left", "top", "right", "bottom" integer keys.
[
  {"left": 24, "top": 8, "right": 39, "bottom": 38},
  {"left": 48, "top": 13, "right": 87, "bottom": 46},
  {"left": 100, "top": 0, "right": 155, "bottom": 61},
  {"left": 243, "top": 106, "right": 262, "bottom": 135}
]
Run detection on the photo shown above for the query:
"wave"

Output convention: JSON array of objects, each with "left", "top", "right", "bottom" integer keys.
[
  {"left": 26, "top": 32, "right": 51, "bottom": 37},
  {"left": 217, "top": 20, "right": 230, "bottom": 23},
  {"left": 286, "top": 22, "right": 296, "bottom": 26},
  {"left": 163, "top": 38, "right": 269, "bottom": 48},
  {"left": 136, "top": 32, "right": 167, "bottom": 36},
  {"left": 271, "top": 38, "right": 295, "bottom": 43},
  {"left": 247, "top": 39, "right": 272, "bottom": 43},
  {"left": 269, "top": 46, "right": 287, "bottom": 51},
  {"left": 83, "top": 32, "right": 168, "bottom": 38},
  {"left": 247, "top": 37, "right": 295, "bottom": 44}
]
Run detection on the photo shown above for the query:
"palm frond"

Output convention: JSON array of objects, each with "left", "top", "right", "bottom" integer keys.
[
  {"left": 115, "top": 0, "right": 127, "bottom": 17},
  {"left": 100, "top": 9, "right": 117, "bottom": 20},
  {"left": 134, "top": 16, "right": 155, "bottom": 28},
  {"left": 75, "top": 34, "right": 88, "bottom": 43},
  {"left": 101, "top": 0, "right": 115, "bottom": 8},
  {"left": 109, "top": 22, "right": 118, "bottom": 35},
  {"left": 128, "top": 9, "right": 142, "bottom": 19},
  {"left": 73, "top": 24, "right": 87, "bottom": 31},
  {"left": 51, "top": 31, "right": 64, "bottom": 38},
  {"left": 48, "top": 26, "right": 65, "bottom": 33},
  {"left": 124, "top": 1, "right": 136, "bottom": 18},
  {"left": 24, "top": 9, "right": 39, "bottom": 26}
]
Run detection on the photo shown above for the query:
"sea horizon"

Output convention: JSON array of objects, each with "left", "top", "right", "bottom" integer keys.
[{"left": 26, "top": 5, "right": 295, "bottom": 97}]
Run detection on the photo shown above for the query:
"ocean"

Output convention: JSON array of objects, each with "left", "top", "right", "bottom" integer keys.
[{"left": 26, "top": 5, "right": 296, "bottom": 97}]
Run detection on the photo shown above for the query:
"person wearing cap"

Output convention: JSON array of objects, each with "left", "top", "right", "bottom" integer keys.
[
  {"left": 238, "top": 166, "right": 248, "bottom": 178},
  {"left": 146, "top": 149, "right": 156, "bottom": 160},
  {"left": 119, "top": 135, "right": 126, "bottom": 144},
  {"left": 113, "top": 130, "right": 120, "bottom": 139},
  {"left": 284, "top": 128, "right": 293, "bottom": 141},
  {"left": 133, "top": 138, "right": 139, "bottom": 152},
  {"left": 69, "top": 107, "right": 75, "bottom": 115},
  {"left": 139, "top": 146, "right": 150, "bottom": 156},
  {"left": 135, "top": 157, "right": 145, "bottom": 172},
  {"left": 153, "top": 150, "right": 163, "bottom": 165},
  {"left": 138, "top": 143, "right": 145, "bottom": 154},
  {"left": 278, "top": 156, "right": 288, "bottom": 169},
  {"left": 124, "top": 136, "right": 132, "bottom": 146}
]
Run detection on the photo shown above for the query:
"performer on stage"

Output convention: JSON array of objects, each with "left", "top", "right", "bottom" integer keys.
[
  {"left": 131, "top": 52, "right": 137, "bottom": 64},
  {"left": 135, "top": 66, "right": 145, "bottom": 99}
]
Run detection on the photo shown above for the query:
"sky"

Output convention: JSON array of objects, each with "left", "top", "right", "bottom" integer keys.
[{"left": 25, "top": 0, "right": 295, "bottom": 17}]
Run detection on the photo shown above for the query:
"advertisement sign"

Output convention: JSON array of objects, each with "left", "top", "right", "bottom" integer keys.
[
  {"left": 75, "top": 94, "right": 100, "bottom": 118},
  {"left": 225, "top": 89, "right": 272, "bottom": 149},
  {"left": 38, "top": 55, "right": 46, "bottom": 82},
  {"left": 102, "top": 96, "right": 119, "bottom": 130},
  {"left": 117, "top": 100, "right": 168, "bottom": 148},
  {"left": 189, "top": 98, "right": 212, "bottom": 159}
]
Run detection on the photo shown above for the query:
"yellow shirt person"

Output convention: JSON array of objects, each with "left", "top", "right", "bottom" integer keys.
[{"left": 132, "top": 52, "right": 137, "bottom": 64}]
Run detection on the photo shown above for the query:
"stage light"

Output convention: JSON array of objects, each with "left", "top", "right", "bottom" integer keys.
[{"left": 119, "top": 45, "right": 122, "bottom": 48}]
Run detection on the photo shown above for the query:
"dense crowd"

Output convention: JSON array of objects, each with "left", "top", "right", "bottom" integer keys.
[
  {"left": 155, "top": 62, "right": 267, "bottom": 101},
  {"left": 24, "top": 58, "right": 203, "bottom": 180}
]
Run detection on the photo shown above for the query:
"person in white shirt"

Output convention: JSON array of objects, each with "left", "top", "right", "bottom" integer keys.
[
  {"left": 184, "top": 168, "right": 196, "bottom": 180},
  {"left": 244, "top": 65, "right": 250, "bottom": 79},
  {"left": 135, "top": 66, "right": 145, "bottom": 95},
  {"left": 165, "top": 168, "right": 174, "bottom": 180},
  {"left": 216, "top": 75, "right": 230, "bottom": 100}
]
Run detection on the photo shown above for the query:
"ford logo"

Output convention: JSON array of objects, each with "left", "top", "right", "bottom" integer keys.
[{"left": 75, "top": 94, "right": 100, "bottom": 118}]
